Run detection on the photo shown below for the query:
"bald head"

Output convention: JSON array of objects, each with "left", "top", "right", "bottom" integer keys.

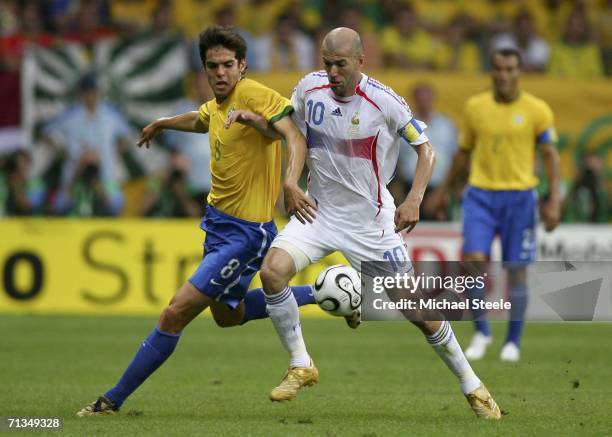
[
  {"left": 320, "top": 27, "right": 364, "bottom": 97},
  {"left": 322, "top": 27, "right": 363, "bottom": 57}
]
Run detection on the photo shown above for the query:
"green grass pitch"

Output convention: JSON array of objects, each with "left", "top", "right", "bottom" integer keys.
[{"left": 1, "top": 315, "right": 611, "bottom": 436}]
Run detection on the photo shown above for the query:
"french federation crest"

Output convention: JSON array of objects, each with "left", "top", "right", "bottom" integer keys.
[{"left": 349, "top": 112, "right": 360, "bottom": 135}]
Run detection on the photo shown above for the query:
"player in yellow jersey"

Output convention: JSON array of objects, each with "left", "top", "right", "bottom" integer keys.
[
  {"left": 77, "top": 25, "right": 317, "bottom": 416},
  {"left": 430, "top": 48, "right": 561, "bottom": 363}
]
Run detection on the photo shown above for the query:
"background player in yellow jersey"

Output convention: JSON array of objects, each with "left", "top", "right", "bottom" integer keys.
[
  {"left": 430, "top": 48, "right": 561, "bottom": 363},
  {"left": 77, "top": 25, "right": 316, "bottom": 416}
]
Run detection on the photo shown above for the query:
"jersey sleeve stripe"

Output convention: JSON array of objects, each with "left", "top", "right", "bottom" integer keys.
[
  {"left": 366, "top": 78, "right": 407, "bottom": 107},
  {"left": 268, "top": 105, "right": 294, "bottom": 124}
]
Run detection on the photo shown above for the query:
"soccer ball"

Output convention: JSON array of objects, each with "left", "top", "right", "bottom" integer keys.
[{"left": 314, "top": 265, "right": 362, "bottom": 317}]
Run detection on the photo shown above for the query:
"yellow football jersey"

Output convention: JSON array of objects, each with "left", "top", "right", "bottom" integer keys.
[
  {"left": 199, "top": 78, "right": 293, "bottom": 222},
  {"left": 459, "top": 91, "right": 557, "bottom": 190}
]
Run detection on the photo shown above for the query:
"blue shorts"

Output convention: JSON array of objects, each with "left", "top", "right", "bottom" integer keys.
[
  {"left": 462, "top": 186, "right": 537, "bottom": 263},
  {"left": 189, "top": 205, "right": 277, "bottom": 309}
]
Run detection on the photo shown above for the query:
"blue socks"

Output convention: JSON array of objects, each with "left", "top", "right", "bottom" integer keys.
[
  {"left": 466, "top": 281, "right": 491, "bottom": 337},
  {"left": 505, "top": 284, "right": 528, "bottom": 346},
  {"left": 103, "top": 286, "right": 316, "bottom": 407},
  {"left": 469, "top": 283, "right": 528, "bottom": 345},
  {"left": 241, "top": 285, "right": 315, "bottom": 324},
  {"left": 474, "top": 319, "right": 491, "bottom": 337},
  {"left": 105, "top": 327, "right": 180, "bottom": 407}
]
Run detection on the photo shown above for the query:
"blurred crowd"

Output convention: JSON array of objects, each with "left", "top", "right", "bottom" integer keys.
[
  {"left": 0, "top": 0, "right": 610, "bottom": 221},
  {"left": 2, "top": 0, "right": 611, "bottom": 75}
]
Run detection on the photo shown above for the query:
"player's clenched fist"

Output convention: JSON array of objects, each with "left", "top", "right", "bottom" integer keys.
[
  {"left": 394, "top": 197, "right": 420, "bottom": 233},
  {"left": 540, "top": 198, "right": 561, "bottom": 232}
]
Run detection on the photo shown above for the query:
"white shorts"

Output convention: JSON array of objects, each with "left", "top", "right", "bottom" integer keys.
[{"left": 271, "top": 215, "right": 410, "bottom": 274}]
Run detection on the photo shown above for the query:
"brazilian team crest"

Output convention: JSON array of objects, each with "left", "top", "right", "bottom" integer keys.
[
  {"left": 227, "top": 106, "right": 236, "bottom": 122},
  {"left": 513, "top": 114, "right": 524, "bottom": 125}
]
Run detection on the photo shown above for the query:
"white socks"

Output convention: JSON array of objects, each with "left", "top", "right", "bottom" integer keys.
[
  {"left": 427, "top": 320, "right": 481, "bottom": 394},
  {"left": 265, "top": 286, "right": 311, "bottom": 368}
]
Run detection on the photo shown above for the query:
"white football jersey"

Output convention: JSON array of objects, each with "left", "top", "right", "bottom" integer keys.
[{"left": 291, "top": 72, "right": 427, "bottom": 231}]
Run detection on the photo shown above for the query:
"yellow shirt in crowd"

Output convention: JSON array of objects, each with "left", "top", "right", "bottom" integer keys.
[
  {"left": 548, "top": 43, "right": 604, "bottom": 78},
  {"left": 380, "top": 26, "right": 439, "bottom": 67}
]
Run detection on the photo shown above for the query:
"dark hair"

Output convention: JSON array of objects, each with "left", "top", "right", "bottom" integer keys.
[
  {"left": 198, "top": 25, "right": 247, "bottom": 66},
  {"left": 491, "top": 47, "right": 523, "bottom": 67}
]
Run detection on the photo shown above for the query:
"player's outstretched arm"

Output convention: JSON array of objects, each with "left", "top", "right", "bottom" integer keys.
[
  {"left": 540, "top": 142, "right": 561, "bottom": 232},
  {"left": 395, "top": 141, "right": 435, "bottom": 233},
  {"left": 272, "top": 116, "right": 317, "bottom": 224},
  {"left": 224, "top": 109, "right": 280, "bottom": 139},
  {"left": 137, "top": 111, "right": 207, "bottom": 148},
  {"left": 425, "top": 148, "right": 471, "bottom": 219}
]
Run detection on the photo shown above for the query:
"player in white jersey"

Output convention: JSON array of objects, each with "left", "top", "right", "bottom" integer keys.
[
  {"left": 259, "top": 28, "right": 501, "bottom": 419},
  {"left": 273, "top": 68, "right": 426, "bottom": 269}
]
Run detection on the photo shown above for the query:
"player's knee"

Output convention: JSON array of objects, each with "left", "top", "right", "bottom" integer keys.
[
  {"left": 259, "top": 263, "right": 277, "bottom": 288},
  {"left": 259, "top": 261, "right": 289, "bottom": 291},
  {"left": 260, "top": 249, "right": 296, "bottom": 292},
  {"left": 159, "top": 305, "right": 184, "bottom": 333},
  {"left": 411, "top": 319, "right": 440, "bottom": 336}
]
